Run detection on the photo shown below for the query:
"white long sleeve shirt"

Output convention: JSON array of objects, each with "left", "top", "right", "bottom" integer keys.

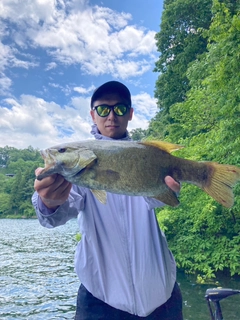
[{"left": 32, "top": 126, "right": 176, "bottom": 316}]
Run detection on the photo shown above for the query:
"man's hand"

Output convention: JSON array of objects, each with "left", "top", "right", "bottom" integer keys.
[
  {"left": 34, "top": 168, "right": 72, "bottom": 209},
  {"left": 164, "top": 176, "right": 180, "bottom": 194}
]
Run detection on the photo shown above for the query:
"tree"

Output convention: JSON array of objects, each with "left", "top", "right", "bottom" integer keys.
[
  {"left": 0, "top": 193, "right": 11, "bottom": 215},
  {"left": 130, "top": 128, "right": 148, "bottom": 141},
  {"left": 8, "top": 170, "right": 22, "bottom": 215},
  {"left": 0, "top": 146, "right": 43, "bottom": 217},
  {"left": 154, "top": 0, "right": 212, "bottom": 114},
  {"left": 155, "top": 0, "right": 240, "bottom": 278}
]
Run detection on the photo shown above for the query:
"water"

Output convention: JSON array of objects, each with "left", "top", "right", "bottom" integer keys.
[
  {"left": 179, "top": 272, "right": 240, "bottom": 320},
  {"left": 0, "top": 219, "right": 79, "bottom": 319},
  {"left": 0, "top": 219, "right": 240, "bottom": 320}
]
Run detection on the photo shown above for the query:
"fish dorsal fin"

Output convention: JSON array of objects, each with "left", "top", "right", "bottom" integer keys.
[
  {"left": 140, "top": 140, "right": 184, "bottom": 153},
  {"left": 91, "top": 189, "right": 107, "bottom": 204}
]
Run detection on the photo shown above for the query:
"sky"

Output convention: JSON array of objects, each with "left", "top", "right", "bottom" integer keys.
[{"left": 0, "top": 0, "right": 164, "bottom": 149}]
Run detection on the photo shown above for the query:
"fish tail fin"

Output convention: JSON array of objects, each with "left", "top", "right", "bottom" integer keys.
[{"left": 203, "top": 163, "right": 240, "bottom": 208}]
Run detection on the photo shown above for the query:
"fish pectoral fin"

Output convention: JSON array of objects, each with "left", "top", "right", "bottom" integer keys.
[
  {"left": 91, "top": 189, "right": 107, "bottom": 204},
  {"left": 153, "top": 189, "right": 180, "bottom": 207},
  {"left": 140, "top": 140, "right": 184, "bottom": 153}
]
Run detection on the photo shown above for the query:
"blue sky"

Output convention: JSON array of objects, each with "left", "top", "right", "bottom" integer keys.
[{"left": 0, "top": 0, "right": 164, "bottom": 149}]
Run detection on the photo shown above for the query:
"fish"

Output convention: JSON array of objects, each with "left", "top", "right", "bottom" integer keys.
[{"left": 36, "top": 140, "right": 240, "bottom": 208}]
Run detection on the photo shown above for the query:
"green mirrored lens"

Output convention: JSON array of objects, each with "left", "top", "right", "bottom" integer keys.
[
  {"left": 97, "top": 106, "right": 110, "bottom": 116},
  {"left": 114, "top": 105, "right": 127, "bottom": 116}
]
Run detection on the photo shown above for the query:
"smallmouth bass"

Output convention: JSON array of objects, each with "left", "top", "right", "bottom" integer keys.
[{"left": 37, "top": 140, "right": 240, "bottom": 208}]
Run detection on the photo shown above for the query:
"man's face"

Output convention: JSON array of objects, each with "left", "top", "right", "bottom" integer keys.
[{"left": 90, "top": 93, "right": 133, "bottom": 139}]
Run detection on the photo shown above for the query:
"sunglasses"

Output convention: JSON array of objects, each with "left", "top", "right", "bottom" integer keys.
[{"left": 92, "top": 103, "right": 130, "bottom": 117}]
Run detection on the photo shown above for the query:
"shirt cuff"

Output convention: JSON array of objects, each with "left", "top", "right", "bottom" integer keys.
[{"left": 38, "top": 197, "right": 59, "bottom": 215}]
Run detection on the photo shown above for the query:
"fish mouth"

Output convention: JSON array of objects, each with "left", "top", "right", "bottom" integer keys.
[
  {"left": 39, "top": 149, "right": 56, "bottom": 171},
  {"left": 37, "top": 149, "right": 57, "bottom": 180},
  {"left": 40, "top": 149, "right": 47, "bottom": 159},
  {"left": 40, "top": 149, "right": 55, "bottom": 162}
]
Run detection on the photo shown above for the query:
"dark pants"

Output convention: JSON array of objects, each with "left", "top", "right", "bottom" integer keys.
[{"left": 74, "top": 282, "right": 183, "bottom": 320}]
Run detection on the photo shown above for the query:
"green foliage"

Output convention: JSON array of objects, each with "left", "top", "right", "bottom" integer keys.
[
  {"left": 157, "top": 183, "right": 240, "bottom": 278},
  {"left": 152, "top": 0, "right": 240, "bottom": 278},
  {"left": 0, "top": 193, "right": 11, "bottom": 214},
  {"left": 129, "top": 128, "right": 148, "bottom": 141},
  {"left": 75, "top": 233, "right": 82, "bottom": 242},
  {"left": 0, "top": 145, "right": 41, "bottom": 167},
  {"left": 0, "top": 146, "right": 43, "bottom": 218},
  {"left": 153, "top": 0, "right": 212, "bottom": 115}
]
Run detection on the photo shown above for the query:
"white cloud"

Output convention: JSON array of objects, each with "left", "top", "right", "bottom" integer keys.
[
  {"left": 132, "top": 92, "right": 158, "bottom": 118},
  {"left": 128, "top": 92, "right": 158, "bottom": 131},
  {"left": 0, "top": 42, "right": 38, "bottom": 71},
  {"left": 93, "top": 6, "right": 131, "bottom": 30},
  {"left": 0, "top": 73, "right": 12, "bottom": 94},
  {"left": 73, "top": 85, "right": 95, "bottom": 94},
  {"left": 0, "top": 94, "right": 93, "bottom": 149},
  {"left": 48, "top": 82, "right": 72, "bottom": 95},
  {"left": 0, "top": 0, "right": 61, "bottom": 24},
  {"left": 45, "top": 62, "right": 57, "bottom": 71},
  {"left": 0, "top": 96, "right": 59, "bottom": 136},
  {"left": 0, "top": 1, "right": 159, "bottom": 148},
  {"left": 114, "top": 60, "right": 151, "bottom": 79},
  {"left": 0, "top": 91, "right": 157, "bottom": 149},
  {"left": 115, "top": 26, "right": 156, "bottom": 55},
  {"left": 0, "top": 42, "right": 11, "bottom": 72},
  {"left": 0, "top": 30, "right": 39, "bottom": 94},
  {"left": 0, "top": 0, "right": 157, "bottom": 84}
]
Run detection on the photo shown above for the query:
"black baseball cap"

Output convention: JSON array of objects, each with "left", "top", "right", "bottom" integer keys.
[{"left": 91, "top": 81, "right": 132, "bottom": 108}]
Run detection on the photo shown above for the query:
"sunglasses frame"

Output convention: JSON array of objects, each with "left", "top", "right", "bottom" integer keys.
[{"left": 92, "top": 103, "right": 130, "bottom": 117}]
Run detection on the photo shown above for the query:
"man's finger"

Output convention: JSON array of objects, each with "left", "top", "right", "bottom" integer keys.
[
  {"left": 35, "top": 167, "right": 44, "bottom": 176},
  {"left": 165, "top": 176, "right": 180, "bottom": 193}
]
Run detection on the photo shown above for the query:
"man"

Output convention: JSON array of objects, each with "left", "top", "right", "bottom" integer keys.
[{"left": 32, "top": 81, "right": 183, "bottom": 319}]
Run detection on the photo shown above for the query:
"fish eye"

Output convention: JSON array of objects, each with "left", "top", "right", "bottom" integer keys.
[{"left": 58, "top": 148, "right": 66, "bottom": 153}]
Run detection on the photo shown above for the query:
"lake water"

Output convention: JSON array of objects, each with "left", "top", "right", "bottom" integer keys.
[{"left": 0, "top": 219, "right": 240, "bottom": 320}]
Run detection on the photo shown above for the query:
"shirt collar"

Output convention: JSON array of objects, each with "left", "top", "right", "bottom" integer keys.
[{"left": 90, "top": 124, "right": 131, "bottom": 141}]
